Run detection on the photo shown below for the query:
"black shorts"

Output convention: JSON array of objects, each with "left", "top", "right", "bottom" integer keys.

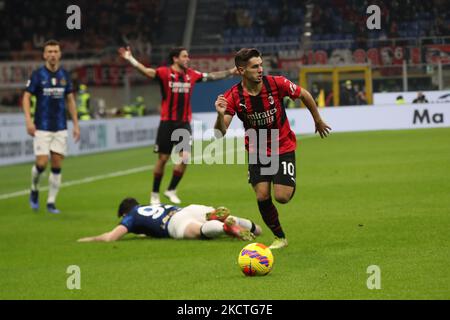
[
  {"left": 248, "top": 151, "right": 296, "bottom": 187},
  {"left": 154, "top": 121, "right": 192, "bottom": 155}
]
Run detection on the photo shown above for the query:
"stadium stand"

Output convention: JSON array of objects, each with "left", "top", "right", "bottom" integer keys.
[
  {"left": 310, "top": 0, "right": 450, "bottom": 50},
  {"left": 221, "top": 0, "right": 306, "bottom": 46},
  {"left": 0, "top": 0, "right": 162, "bottom": 61},
  {"left": 0, "top": 0, "right": 449, "bottom": 111}
]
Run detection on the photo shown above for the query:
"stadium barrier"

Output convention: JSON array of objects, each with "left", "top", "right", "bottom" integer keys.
[
  {"left": 1, "top": 103, "right": 449, "bottom": 166},
  {"left": 0, "top": 115, "right": 160, "bottom": 166},
  {"left": 192, "top": 103, "right": 449, "bottom": 140},
  {"left": 374, "top": 90, "right": 450, "bottom": 105}
]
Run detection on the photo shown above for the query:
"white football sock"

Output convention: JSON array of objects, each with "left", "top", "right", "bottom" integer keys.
[
  {"left": 231, "top": 215, "right": 253, "bottom": 231},
  {"left": 31, "top": 165, "right": 43, "bottom": 191},
  {"left": 200, "top": 220, "right": 224, "bottom": 239},
  {"left": 47, "top": 172, "right": 62, "bottom": 204}
]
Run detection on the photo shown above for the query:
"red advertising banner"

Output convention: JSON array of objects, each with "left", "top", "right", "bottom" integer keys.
[
  {"left": 426, "top": 45, "right": 450, "bottom": 64},
  {"left": 188, "top": 55, "right": 235, "bottom": 72},
  {"left": 278, "top": 47, "right": 422, "bottom": 69}
]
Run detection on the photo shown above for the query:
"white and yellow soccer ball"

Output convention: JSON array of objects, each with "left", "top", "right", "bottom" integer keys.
[{"left": 238, "top": 243, "right": 274, "bottom": 276}]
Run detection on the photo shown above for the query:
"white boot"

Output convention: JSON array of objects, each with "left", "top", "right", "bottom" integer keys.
[
  {"left": 163, "top": 190, "right": 181, "bottom": 204},
  {"left": 150, "top": 192, "right": 161, "bottom": 205}
]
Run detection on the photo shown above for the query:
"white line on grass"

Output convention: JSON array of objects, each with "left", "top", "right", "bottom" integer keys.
[
  {"left": 0, "top": 165, "right": 155, "bottom": 201},
  {"left": 0, "top": 135, "right": 317, "bottom": 201}
]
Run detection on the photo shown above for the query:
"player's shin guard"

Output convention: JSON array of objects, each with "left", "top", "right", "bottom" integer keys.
[
  {"left": 31, "top": 165, "right": 45, "bottom": 191},
  {"left": 257, "top": 198, "right": 285, "bottom": 238},
  {"left": 167, "top": 170, "right": 183, "bottom": 191},
  {"left": 200, "top": 220, "right": 224, "bottom": 239},
  {"left": 47, "top": 168, "right": 62, "bottom": 204}
]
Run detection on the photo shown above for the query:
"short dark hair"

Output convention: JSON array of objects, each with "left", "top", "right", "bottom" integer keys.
[
  {"left": 168, "top": 47, "right": 187, "bottom": 64},
  {"left": 43, "top": 39, "right": 60, "bottom": 50},
  {"left": 117, "top": 197, "right": 139, "bottom": 218},
  {"left": 235, "top": 48, "right": 261, "bottom": 68}
]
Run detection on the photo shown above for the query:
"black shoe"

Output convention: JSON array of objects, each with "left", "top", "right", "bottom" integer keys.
[
  {"left": 46, "top": 203, "right": 61, "bottom": 214},
  {"left": 30, "top": 190, "right": 39, "bottom": 210}
]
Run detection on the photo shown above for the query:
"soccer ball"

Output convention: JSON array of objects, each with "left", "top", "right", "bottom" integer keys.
[{"left": 238, "top": 243, "right": 274, "bottom": 276}]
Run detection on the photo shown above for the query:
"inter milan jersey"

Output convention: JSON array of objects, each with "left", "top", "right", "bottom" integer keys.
[
  {"left": 224, "top": 76, "right": 301, "bottom": 156},
  {"left": 155, "top": 66, "right": 205, "bottom": 123},
  {"left": 25, "top": 66, "right": 73, "bottom": 132},
  {"left": 120, "top": 204, "right": 181, "bottom": 238}
]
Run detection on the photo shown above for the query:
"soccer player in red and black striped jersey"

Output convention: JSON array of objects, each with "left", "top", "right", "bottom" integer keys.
[
  {"left": 119, "top": 46, "right": 238, "bottom": 205},
  {"left": 214, "top": 48, "right": 331, "bottom": 249}
]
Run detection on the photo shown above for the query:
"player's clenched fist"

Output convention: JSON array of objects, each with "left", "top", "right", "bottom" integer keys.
[{"left": 215, "top": 95, "right": 228, "bottom": 115}]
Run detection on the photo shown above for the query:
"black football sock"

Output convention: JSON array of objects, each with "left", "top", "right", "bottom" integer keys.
[
  {"left": 152, "top": 173, "right": 163, "bottom": 193},
  {"left": 257, "top": 198, "right": 286, "bottom": 238},
  {"left": 167, "top": 170, "right": 183, "bottom": 191}
]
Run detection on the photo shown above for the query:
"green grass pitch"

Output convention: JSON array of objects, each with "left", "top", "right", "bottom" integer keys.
[{"left": 0, "top": 128, "right": 449, "bottom": 299}]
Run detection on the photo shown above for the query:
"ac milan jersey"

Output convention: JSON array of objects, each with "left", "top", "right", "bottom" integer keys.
[
  {"left": 224, "top": 76, "right": 301, "bottom": 155},
  {"left": 155, "top": 66, "right": 205, "bottom": 122}
]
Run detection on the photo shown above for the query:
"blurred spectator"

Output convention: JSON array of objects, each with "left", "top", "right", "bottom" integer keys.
[
  {"left": 354, "top": 84, "right": 367, "bottom": 105},
  {"left": 122, "top": 96, "right": 147, "bottom": 118},
  {"left": 236, "top": 8, "right": 252, "bottom": 28},
  {"left": 396, "top": 95, "right": 406, "bottom": 105},
  {"left": 311, "top": 83, "right": 321, "bottom": 105},
  {"left": 283, "top": 96, "right": 296, "bottom": 109},
  {"left": 412, "top": 92, "right": 429, "bottom": 104},
  {"left": 0, "top": 0, "right": 161, "bottom": 60},
  {"left": 340, "top": 80, "right": 357, "bottom": 106},
  {"left": 76, "top": 84, "right": 91, "bottom": 121}
]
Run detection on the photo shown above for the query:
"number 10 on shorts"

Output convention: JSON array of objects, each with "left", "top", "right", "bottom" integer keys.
[{"left": 281, "top": 161, "right": 295, "bottom": 176}]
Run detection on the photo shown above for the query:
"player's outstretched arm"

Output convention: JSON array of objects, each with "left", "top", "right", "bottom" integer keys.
[
  {"left": 206, "top": 67, "right": 239, "bottom": 81},
  {"left": 22, "top": 91, "right": 36, "bottom": 137},
  {"left": 118, "top": 46, "right": 156, "bottom": 79},
  {"left": 299, "top": 89, "right": 332, "bottom": 139},
  {"left": 214, "top": 95, "right": 233, "bottom": 137},
  {"left": 77, "top": 225, "right": 128, "bottom": 242}
]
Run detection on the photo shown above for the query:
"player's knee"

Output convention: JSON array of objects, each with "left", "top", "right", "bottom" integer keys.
[
  {"left": 256, "top": 194, "right": 271, "bottom": 202},
  {"left": 158, "top": 156, "right": 170, "bottom": 165},
  {"left": 274, "top": 194, "right": 292, "bottom": 204},
  {"left": 36, "top": 160, "right": 48, "bottom": 169}
]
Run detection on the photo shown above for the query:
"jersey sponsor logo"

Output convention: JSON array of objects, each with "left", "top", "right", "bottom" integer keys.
[
  {"left": 246, "top": 108, "right": 277, "bottom": 127},
  {"left": 43, "top": 87, "right": 65, "bottom": 98},
  {"left": 169, "top": 81, "right": 192, "bottom": 93}
]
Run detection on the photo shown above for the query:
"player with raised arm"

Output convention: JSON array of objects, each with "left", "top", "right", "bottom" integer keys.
[
  {"left": 23, "top": 40, "right": 80, "bottom": 214},
  {"left": 214, "top": 48, "right": 331, "bottom": 249},
  {"left": 77, "top": 197, "right": 262, "bottom": 242},
  {"left": 118, "top": 46, "right": 238, "bottom": 205}
]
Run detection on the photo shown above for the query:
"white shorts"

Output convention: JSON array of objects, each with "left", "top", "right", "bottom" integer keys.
[
  {"left": 34, "top": 130, "right": 68, "bottom": 156},
  {"left": 168, "top": 205, "right": 215, "bottom": 239}
]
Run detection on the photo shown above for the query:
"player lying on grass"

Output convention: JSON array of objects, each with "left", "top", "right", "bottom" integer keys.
[{"left": 77, "top": 198, "right": 262, "bottom": 242}]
